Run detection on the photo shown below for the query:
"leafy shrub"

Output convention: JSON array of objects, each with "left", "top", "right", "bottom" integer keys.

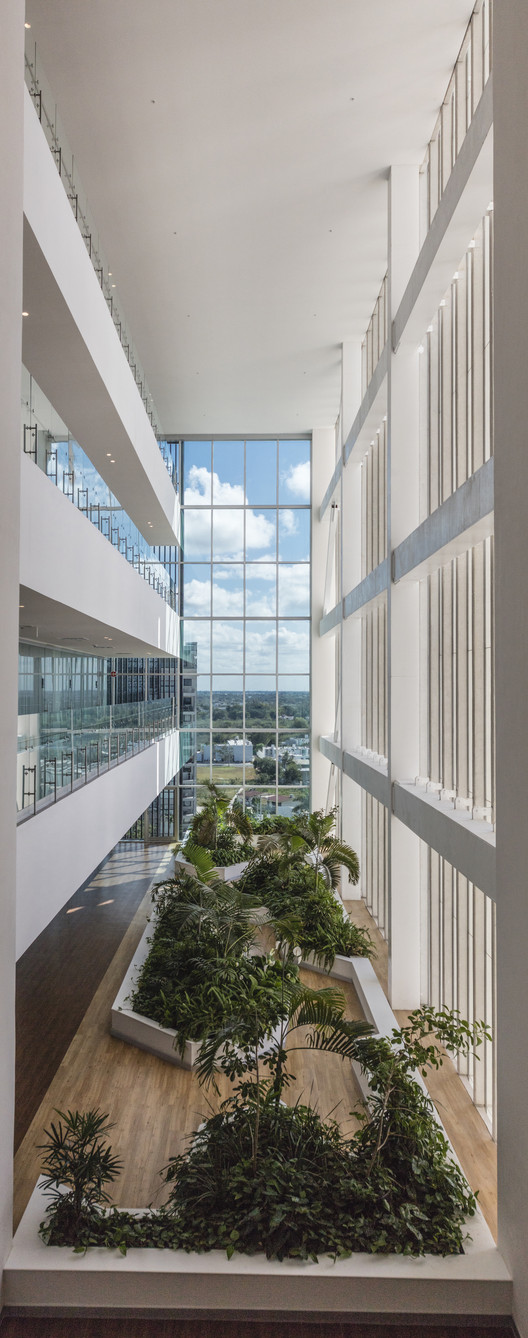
[
  {"left": 129, "top": 877, "right": 297, "bottom": 1049},
  {"left": 243, "top": 857, "right": 374, "bottom": 966},
  {"left": 39, "top": 1007, "right": 488, "bottom": 1259},
  {"left": 162, "top": 1089, "right": 476, "bottom": 1260}
]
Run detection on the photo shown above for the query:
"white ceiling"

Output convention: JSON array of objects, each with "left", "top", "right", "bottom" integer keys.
[{"left": 25, "top": 0, "right": 473, "bottom": 435}]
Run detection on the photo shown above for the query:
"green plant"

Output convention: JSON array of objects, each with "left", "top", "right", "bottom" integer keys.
[
  {"left": 184, "top": 781, "right": 253, "bottom": 862},
  {"left": 130, "top": 872, "right": 296, "bottom": 1051},
  {"left": 39, "top": 1007, "right": 490, "bottom": 1260},
  {"left": 256, "top": 807, "right": 359, "bottom": 891},
  {"left": 242, "top": 855, "right": 374, "bottom": 967},
  {"left": 161, "top": 1087, "right": 476, "bottom": 1260},
  {"left": 37, "top": 1109, "right": 122, "bottom": 1246}
]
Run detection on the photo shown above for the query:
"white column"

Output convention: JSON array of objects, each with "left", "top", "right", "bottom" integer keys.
[
  {"left": 494, "top": 7, "right": 528, "bottom": 1334},
  {"left": 0, "top": 0, "right": 24, "bottom": 1286},
  {"left": 388, "top": 166, "right": 422, "bottom": 1009},
  {"left": 311, "top": 427, "right": 337, "bottom": 811}
]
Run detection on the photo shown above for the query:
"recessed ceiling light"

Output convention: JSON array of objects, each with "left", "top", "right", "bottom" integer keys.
[
  {"left": 22, "top": 311, "right": 28, "bottom": 317},
  {"left": 106, "top": 452, "right": 111, "bottom": 456},
  {"left": 110, "top": 459, "right": 115, "bottom": 463},
  {"left": 108, "top": 271, "right": 112, "bottom": 276},
  {"left": 111, "top": 284, "right": 116, "bottom": 288},
  {"left": 19, "top": 604, "right": 24, "bottom": 608},
  {"left": 25, "top": 21, "right": 31, "bottom": 27},
  {"left": 104, "top": 636, "right": 112, "bottom": 641}
]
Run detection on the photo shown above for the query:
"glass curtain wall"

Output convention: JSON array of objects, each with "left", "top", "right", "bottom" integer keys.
[{"left": 180, "top": 438, "right": 311, "bottom": 821}]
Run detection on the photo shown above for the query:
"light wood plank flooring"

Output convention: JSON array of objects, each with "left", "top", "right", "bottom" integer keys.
[{"left": 14, "top": 890, "right": 363, "bottom": 1228}]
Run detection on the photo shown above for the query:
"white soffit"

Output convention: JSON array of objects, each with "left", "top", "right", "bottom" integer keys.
[{"left": 25, "top": 0, "right": 474, "bottom": 434}]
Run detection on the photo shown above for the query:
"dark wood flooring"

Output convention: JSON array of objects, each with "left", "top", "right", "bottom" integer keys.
[
  {"left": 0, "top": 1315, "right": 517, "bottom": 1336},
  {"left": 15, "top": 844, "right": 169, "bottom": 1151}
]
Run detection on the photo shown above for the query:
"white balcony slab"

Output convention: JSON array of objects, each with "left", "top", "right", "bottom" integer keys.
[
  {"left": 22, "top": 88, "right": 179, "bottom": 547},
  {"left": 20, "top": 453, "right": 179, "bottom": 658}
]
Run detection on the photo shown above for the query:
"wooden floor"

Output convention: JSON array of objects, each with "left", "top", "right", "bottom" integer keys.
[
  {"left": 343, "top": 900, "right": 498, "bottom": 1240},
  {"left": 14, "top": 882, "right": 363, "bottom": 1228},
  {"left": 0, "top": 1315, "right": 517, "bottom": 1336},
  {"left": 15, "top": 845, "right": 170, "bottom": 1152}
]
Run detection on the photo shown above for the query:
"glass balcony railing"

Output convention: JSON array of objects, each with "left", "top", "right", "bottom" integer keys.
[
  {"left": 21, "top": 369, "right": 179, "bottom": 610},
  {"left": 17, "top": 697, "right": 177, "bottom": 821}
]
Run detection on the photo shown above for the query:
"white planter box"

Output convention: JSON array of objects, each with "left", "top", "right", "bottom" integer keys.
[
  {"left": 111, "top": 905, "right": 276, "bottom": 1069},
  {"left": 111, "top": 919, "right": 200, "bottom": 1068},
  {"left": 4, "top": 1178, "right": 511, "bottom": 1318},
  {"left": 10, "top": 946, "right": 511, "bottom": 1315}
]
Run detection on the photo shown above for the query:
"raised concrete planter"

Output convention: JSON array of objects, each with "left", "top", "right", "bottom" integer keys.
[
  {"left": 111, "top": 919, "right": 200, "bottom": 1069},
  {"left": 4, "top": 1177, "right": 511, "bottom": 1318},
  {"left": 8, "top": 908, "right": 510, "bottom": 1316},
  {"left": 111, "top": 905, "right": 274, "bottom": 1069}
]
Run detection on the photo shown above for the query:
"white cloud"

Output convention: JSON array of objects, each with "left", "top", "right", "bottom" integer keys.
[
  {"left": 279, "top": 509, "right": 298, "bottom": 535},
  {"left": 245, "top": 623, "right": 276, "bottom": 674},
  {"left": 283, "top": 460, "right": 310, "bottom": 502},
  {"left": 278, "top": 622, "right": 310, "bottom": 673},
  {"left": 183, "top": 466, "right": 275, "bottom": 559},
  {"left": 278, "top": 564, "right": 310, "bottom": 616}
]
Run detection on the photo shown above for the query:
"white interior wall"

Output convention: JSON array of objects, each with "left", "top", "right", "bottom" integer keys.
[
  {"left": 494, "top": 5, "right": 528, "bottom": 1335},
  {"left": 0, "top": 0, "right": 24, "bottom": 1299},
  {"left": 16, "top": 730, "right": 179, "bottom": 959}
]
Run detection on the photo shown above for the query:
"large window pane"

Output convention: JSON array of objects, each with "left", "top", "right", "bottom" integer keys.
[
  {"left": 246, "top": 621, "right": 276, "bottom": 673},
  {"left": 278, "top": 677, "right": 310, "bottom": 726},
  {"left": 212, "top": 676, "right": 243, "bottom": 728},
  {"left": 213, "top": 508, "right": 244, "bottom": 561},
  {"left": 213, "top": 440, "right": 244, "bottom": 500},
  {"left": 246, "top": 508, "right": 276, "bottom": 560},
  {"left": 278, "top": 620, "right": 309, "bottom": 673},
  {"left": 195, "top": 676, "right": 210, "bottom": 726},
  {"left": 246, "top": 441, "right": 277, "bottom": 505},
  {"left": 278, "top": 564, "right": 310, "bottom": 616},
  {"left": 245, "top": 563, "right": 276, "bottom": 616},
  {"left": 183, "top": 564, "right": 211, "bottom": 615},
  {"left": 183, "top": 509, "right": 211, "bottom": 561},
  {"left": 278, "top": 730, "right": 310, "bottom": 780},
  {"left": 183, "top": 620, "right": 210, "bottom": 674},
  {"left": 183, "top": 441, "right": 212, "bottom": 503},
  {"left": 212, "top": 620, "right": 244, "bottom": 672},
  {"left": 245, "top": 679, "right": 276, "bottom": 728},
  {"left": 278, "top": 507, "right": 310, "bottom": 562},
  {"left": 278, "top": 439, "right": 311, "bottom": 505},
  {"left": 212, "top": 564, "right": 244, "bottom": 616},
  {"left": 253, "top": 738, "right": 277, "bottom": 787},
  {"left": 245, "top": 786, "right": 279, "bottom": 818}
]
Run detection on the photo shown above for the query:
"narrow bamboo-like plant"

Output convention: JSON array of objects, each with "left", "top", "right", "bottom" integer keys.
[{"left": 38, "top": 1108, "right": 122, "bottom": 1243}]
